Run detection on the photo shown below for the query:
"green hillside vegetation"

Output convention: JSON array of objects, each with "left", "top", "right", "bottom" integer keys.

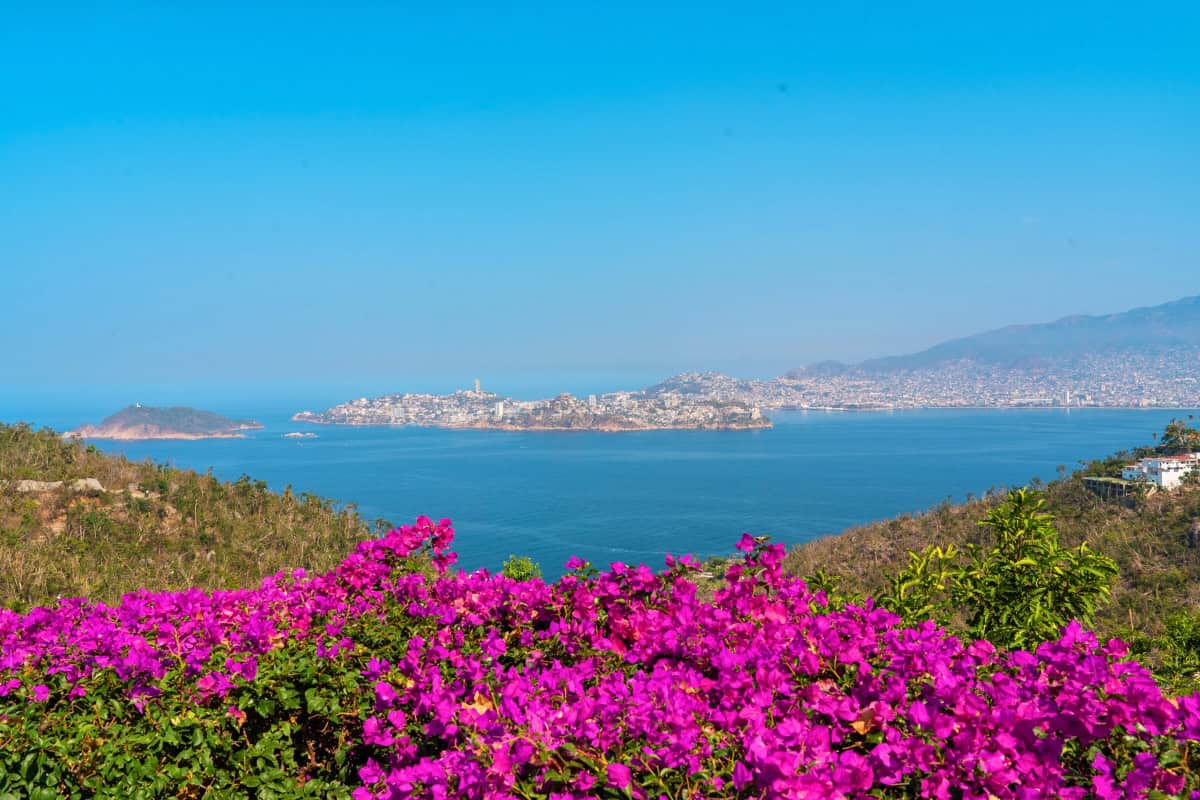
[
  {"left": 782, "top": 416, "right": 1200, "bottom": 689},
  {"left": 7, "top": 414, "right": 1200, "bottom": 688},
  {"left": 74, "top": 404, "right": 262, "bottom": 436},
  {"left": 0, "top": 422, "right": 388, "bottom": 610},
  {"left": 96, "top": 404, "right": 261, "bottom": 433}
]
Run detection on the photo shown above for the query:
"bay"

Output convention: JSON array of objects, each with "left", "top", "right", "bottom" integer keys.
[{"left": 11, "top": 407, "right": 1193, "bottom": 579}]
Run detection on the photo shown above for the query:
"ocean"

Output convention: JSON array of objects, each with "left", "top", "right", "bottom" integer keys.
[{"left": 3, "top": 404, "right": 1195, "bottom": 578}]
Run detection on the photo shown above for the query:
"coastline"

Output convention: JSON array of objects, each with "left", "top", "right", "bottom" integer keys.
[
  {"left": 66, "top": 431, "right": 251, "bottom": 441},
  {"left": 769, "top": 404, "right": 1200, "bottom": 413},
  {"left": 290, "top": 406, "right": 1200, "bottom": 432},
  {"left": 290, "top": 415, "right": 772, "bottom": 432}
]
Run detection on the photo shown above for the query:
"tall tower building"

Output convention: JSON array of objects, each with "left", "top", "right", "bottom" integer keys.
[{"left": 474, "top": 378, "right": 481, "bottom": 393}]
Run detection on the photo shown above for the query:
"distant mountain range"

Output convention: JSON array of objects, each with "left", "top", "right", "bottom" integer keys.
[
  {"left": 68, "top": 405, "right": 263, "bottom": 440},
  {"left": 787, "top": 295, "right": 1200, "bottom": 377}
]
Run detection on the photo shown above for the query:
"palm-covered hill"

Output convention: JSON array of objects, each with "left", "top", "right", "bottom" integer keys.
[{"left": 0, "top": 422, "right": 387, "bottom": 609}]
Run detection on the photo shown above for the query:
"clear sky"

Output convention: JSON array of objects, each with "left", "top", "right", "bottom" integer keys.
[{"left": 2, "top": 2, "right": 1197, "bottom": 399}]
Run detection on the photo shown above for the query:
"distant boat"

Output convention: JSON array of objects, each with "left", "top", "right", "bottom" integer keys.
[{"left": 282, "top": 432, "right": 318, "bottom": 439}]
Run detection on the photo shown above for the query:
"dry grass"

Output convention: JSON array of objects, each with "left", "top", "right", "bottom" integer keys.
[
  {"left": 0, "top": 422, "right": 388, "bottom": 610},
  {"left": 782, "top": 470, "right": 1200, "bottom": 641}
]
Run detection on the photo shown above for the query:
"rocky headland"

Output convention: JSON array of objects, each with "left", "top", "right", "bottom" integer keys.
[{"left": 68, "top": 404, "right": 263, "bottom": 440}]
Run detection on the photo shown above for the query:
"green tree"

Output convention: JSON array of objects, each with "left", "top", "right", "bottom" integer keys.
[
  {"left": 1159, "top": 417, "right": 1200, "bottom": 454},
  {"left": 882, "top": 488, "right": 1119, "bottom": 649},
  {"left": 501, "top": 554, "right": 542, "bottom": 581}
]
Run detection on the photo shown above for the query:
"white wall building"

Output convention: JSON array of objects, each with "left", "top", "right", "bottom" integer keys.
[{"left": 1121, "top": 453, "right": 1200, "bottom": 489}]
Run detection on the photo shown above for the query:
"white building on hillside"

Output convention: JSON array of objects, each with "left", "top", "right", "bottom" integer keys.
[{"left": 1121, "top": 453, "right": 1200, "bottom": 490}]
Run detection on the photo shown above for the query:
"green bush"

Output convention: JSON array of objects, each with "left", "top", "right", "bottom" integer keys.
[
  {"left": 500, "top": 554, "right": 541, "bottom": 581},
  {"left": 1133, "top": 611, "right": 1200, "bottom": 695},
  {"left": 881, "top": 488, "right": 1119, "bottom": 649}
]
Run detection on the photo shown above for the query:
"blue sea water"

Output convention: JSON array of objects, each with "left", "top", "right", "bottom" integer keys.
[{"left": 2, "top": 403, "right": 1195, "bottom": 579}]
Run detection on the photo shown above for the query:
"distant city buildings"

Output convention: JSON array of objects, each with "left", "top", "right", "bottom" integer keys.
[
  {"left": 293, "top": 349, "right": 1199, "bottom": 434},
  {"left": 293, "top": 381, "right": 771, "bottom": 431},
  {"left": 653, "top": 349, "right": 1199, "bottom": 412}
]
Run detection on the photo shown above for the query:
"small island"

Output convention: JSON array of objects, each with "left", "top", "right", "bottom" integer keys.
[
  {"left": 67, "top": 404, "right": 263, "bottom": 440},
  {"left": 292, "top": 381, "right": 770, "bottom": 432}
]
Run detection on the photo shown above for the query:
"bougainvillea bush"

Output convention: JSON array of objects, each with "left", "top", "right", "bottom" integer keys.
[{"left": 1, "top": 518, "right": 1198, "bottom": 799}]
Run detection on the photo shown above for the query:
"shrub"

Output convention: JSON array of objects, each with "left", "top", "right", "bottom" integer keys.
[
  {"left": 1141, "top": 611, "right": 1200, "bottom": 695},
  {"left": 499, "top": 554, "right": 541, "bottom": 581},
  {"left": 882, "top": 488, "right": 1119, "bottom": 649},
  {"left": 1, "top": 518, "right": 1197, "bottom": 798}
]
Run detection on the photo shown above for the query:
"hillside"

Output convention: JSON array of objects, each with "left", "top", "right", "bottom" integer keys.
[
  {"left": 3, "top": 518, "right": 1199, "bottom": 798},
  {"left": 784, "top": 478, "right": 1200, "bottom": 628},
  {"left": 68, "top": 404, "right": 263, "bottom": 440},
  {"left": 0, "top": 422, "right": 386, "bottom": 609},
  {"left": 788, "top": 294, "right": 1200, "bottom": 375},
  {"left": 781, "top": 423, "right": 1200, "bottom": 674},
  {"left": 2, "top": 426, "right": 1200, "bottom": 796}
]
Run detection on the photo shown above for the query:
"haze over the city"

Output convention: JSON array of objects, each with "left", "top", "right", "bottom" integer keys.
[{"left": 2, "top": 2, "right": 1197, "bottom": 399}]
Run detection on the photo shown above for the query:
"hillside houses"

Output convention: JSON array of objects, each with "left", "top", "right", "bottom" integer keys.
[{"left": 1121, "top": 453, "right": 1200, "bottom": 490}]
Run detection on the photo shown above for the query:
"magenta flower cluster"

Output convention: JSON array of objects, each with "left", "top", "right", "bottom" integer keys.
[{"left": 2, "top": 518, "right": 1198, "bottom": 798}]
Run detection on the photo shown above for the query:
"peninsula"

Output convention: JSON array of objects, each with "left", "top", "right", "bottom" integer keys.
[
  {"left": 293, "top": 381, "right": 770, "bottom": 431},
  {"left": 68, "top": 404, "right": 263, "bottom": 440}
]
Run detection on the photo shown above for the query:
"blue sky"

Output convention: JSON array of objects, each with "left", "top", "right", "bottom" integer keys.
[{"left": 2, "top": 2, "right": 1197, "bottom": 399}]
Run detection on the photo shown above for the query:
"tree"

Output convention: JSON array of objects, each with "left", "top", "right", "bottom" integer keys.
[
  {"left": 501, "top": 554, "right": 542, "bottom": 582},
  {"left": 882, "top": 489, "right": 1119, "bottom": 649},
  {"left": 1159, "top": 418, "right": 1200, "bottom": 454}
]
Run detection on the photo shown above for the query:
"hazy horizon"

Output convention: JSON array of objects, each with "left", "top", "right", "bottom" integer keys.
[
  {"left": 5, "top": 291, "right": 1199, "bottom": 415},
  {"left": 4, "top": 3, "right": 1197, "bottom": 391}
]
